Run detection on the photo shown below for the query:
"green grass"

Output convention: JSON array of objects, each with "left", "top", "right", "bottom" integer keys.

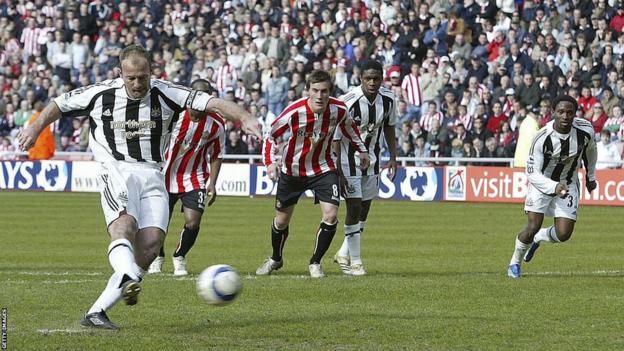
[{"left": 0, "top": 192, "right": 623, "bottom": 350}]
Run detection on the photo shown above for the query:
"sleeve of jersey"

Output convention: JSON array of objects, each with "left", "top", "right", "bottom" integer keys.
[
  {"left": 54, "top": 85, "right": 105, "bottom": 114},
  {"left": 386, "top": 98, "right": 398, "bottom": 127},
  {"left": 262, "top": 112, "right": 290, "bottom": 166},
  {"left": 339, "top": 110, "right": 368, "bottom": 153},
  {"left": 526, "top": 137, "right": 558, "bottom": 195},
  {"left": 583, "top": 134, "right": 598, "bottom": 182},
  {"left": 159, "top": 81, "right": 214, "bottom": 111}
]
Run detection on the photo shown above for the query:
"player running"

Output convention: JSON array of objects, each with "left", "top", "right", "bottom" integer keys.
[{"left": 507, "top": 95, "right": 597, "bottom": 278}]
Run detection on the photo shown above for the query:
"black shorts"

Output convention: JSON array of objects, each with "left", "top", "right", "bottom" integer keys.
[
  {"left": 169, "top": 189, "right": 206, "bottom": 215},
  {"left": 275, "top": 171, "right": 340, "bottom": 209}
]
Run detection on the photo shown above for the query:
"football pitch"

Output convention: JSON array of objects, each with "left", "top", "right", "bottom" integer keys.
[{"left": 1, "top": 192, "right": 622, "bottom": 350}]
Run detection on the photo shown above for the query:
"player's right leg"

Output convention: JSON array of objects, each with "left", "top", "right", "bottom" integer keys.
[
  {"left": 336, "top": 196, "right": 361, "bottom": 275},
  {"left": 82, "top": 166, "right": 143, "bottom": 329},
  {"left": 257, "top": 173, "right": 301, "bottom": 276},
  {"left": 508, "top": 212, "right": 544, "bottom": 278}
]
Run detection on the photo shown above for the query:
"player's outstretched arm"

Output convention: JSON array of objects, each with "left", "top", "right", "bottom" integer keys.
[
  {"left": 17, "top": 102, "right": 62, "bottom": 150},
  {"left": 205, "top": 98, "right": 262, "bottom": 139}
]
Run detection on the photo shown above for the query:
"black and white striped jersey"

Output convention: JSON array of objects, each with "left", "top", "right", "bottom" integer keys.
[
  {"left": 334, "top": 86, "right": 397, "bottom": 176},
  {"left": 54, "top": 78, "right": 213, "bottom": 164},
  {"left": 526, "top": 118, "right": 597, "bottom": 195}
]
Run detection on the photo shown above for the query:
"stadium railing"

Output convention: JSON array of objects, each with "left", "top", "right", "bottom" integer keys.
[{"left": 1, "top": 151, "right": 623, "bottom": 167}]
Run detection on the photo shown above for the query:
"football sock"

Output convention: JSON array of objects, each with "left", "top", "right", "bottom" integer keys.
[
  {"left": 359, "top": 220, "right": 367, "bottom": 233},
  {"left": 510, "top": 237, "right": 530, "bottom": 265},
  {"left": 108, "top": 239, "right": 139, "bottom": 281},
  {"left": 344, "top": 224, "right": 362, "bottom": 265},
  {"left": 173, "top": 226, "right": 200, "bottom": 257},
  {"left": 310, "top": 221, "right": 337, "bottom": 264},
  {"left": 533, "top": 226, "right": 559, "bottom": 243},
  {"left": 338, "top": 223, "right": 359, "bottom": 257},
  {"left": 270, "top": 221, "right": 289, "bottom": 262},
  {"left": 87, "top": 272, "right": 123, "bottom": 314}
]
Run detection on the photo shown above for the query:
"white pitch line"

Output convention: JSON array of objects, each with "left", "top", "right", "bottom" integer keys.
[
  {"left": 37, "top": 328, "right": 90, "bottom": 335},
  {"left": 9, "top": 271, "right": 104, "bottom": 276},
  {"left": 526, "top": 270, "right": 622, "bottom": 276}
]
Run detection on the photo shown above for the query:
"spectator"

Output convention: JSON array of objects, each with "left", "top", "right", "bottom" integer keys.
[
  {"left": 596, "top": 130, "right": 622, "bottom": 169},
  {"left": 588, "top": 103, "right": 609, "bottom": 134},
  {"left": 225, "top": 130, "right": 248, "bottom": 156},
  {"left": 25, "top": 102, "right": 55, "bottom": 160}
]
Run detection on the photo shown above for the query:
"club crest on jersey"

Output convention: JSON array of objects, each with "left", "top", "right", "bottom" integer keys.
[{"left": 151, "top": 107, "right": 161, "bottom": 118}]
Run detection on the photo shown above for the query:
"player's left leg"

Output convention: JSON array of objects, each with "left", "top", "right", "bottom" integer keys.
[
  {"left": 309, "top": 201, "right": 338, "bottom": 278},
  {"left": 525, "top": 185, "right": 579, "bottom": 262},
  {"left": 335, "top": 196, "right": 362, "bottom": 274},
  {"left": 171, "top": 190, "right": 206, "bottom": 276},
  {"left": 148, "top": 194, "right": 180, "bottom": 274},
  {"left": 308, "top": 171, "right": 341, "bottom": 277}
]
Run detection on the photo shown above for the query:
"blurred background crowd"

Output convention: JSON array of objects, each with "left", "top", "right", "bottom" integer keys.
[{"left": 0, "top": 0, "right": 622, "bottom": 168}]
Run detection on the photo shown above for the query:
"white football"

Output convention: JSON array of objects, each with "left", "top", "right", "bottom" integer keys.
[{"left": 196, "top": 264, "right": 242, "bottom": 306}]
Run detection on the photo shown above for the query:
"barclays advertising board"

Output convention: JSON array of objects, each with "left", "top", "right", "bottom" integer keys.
[{"left": 0, "top": 161, "right": 72, "bottom": 191}]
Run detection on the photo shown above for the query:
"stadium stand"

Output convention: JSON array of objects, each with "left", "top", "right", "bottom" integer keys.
[{"left": 0, "top": 0, "right": 622, "bottom": 168}]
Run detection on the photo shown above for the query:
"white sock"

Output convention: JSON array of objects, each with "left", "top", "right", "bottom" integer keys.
[
  {"left": 510, "top": 238, "right": 530, "bottom": 265},
  {"left": 134, "top": 263, "right": 146, "bottom": 281},
  {"left": 534, "top": 226, "right": 559, "bottom": 243},
  {"left": 87, "top": 272, "right": 123, "bottom": 314},
  {"left": 108, "top": 239, "right": 139, "bottom": 281},
  {"left": 359, "top": 220, "right": 367, "bottom": 234},
  {"left": 343, "top": 224, "right": 361, "bottom": 265},
  {"left": 338, "top": 223, "right": 359, "bottom": 257}
]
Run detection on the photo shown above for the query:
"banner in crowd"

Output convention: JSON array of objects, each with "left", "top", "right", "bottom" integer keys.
[
  {"left": 0, "top": 160, "right": 72, "bottom": 191},
  {"left": 444, "top": 166, "right": 624, "bottom": 206}
]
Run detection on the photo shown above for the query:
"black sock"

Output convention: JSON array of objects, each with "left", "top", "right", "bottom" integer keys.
[
  {"left": 271, "top": 223, "right": 289, "bottom": 262},
  {"left": 173, "top": 226, "right": 200, "bottom": 257},
  {"left": 310, "top": 221, "right": 337, "bottom": 264}
]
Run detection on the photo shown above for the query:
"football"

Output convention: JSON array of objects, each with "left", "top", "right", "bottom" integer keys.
[{"left": 196, "top": 264, "right": 242, "bottom": 306}]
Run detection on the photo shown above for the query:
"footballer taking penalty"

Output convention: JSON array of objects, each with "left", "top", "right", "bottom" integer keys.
[
  {"left": 507, "top": 95, "right": 597, "bottom": 278},
  {"left": 148, "top": 79, "right": 226, "bottom": 276}
]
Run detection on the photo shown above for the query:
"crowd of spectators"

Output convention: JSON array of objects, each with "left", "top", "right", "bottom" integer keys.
[{"left": 0, "top": 0, "right": 622, "bottom": 167}]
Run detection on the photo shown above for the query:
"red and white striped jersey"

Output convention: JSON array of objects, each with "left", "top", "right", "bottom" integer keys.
[
  {"left": 401, "top": 73, "right": 423, "bottom": 107},
  {"left": 263, "top": 97, "right": 367, "bottom": 177},
  {"left": 213, "top": 64, "right": 237, "bottom": 95},
  {"left": 163, "top": 110, "right": 226, "bottom": 194},
  {"left": 456, "top": 113, "right": 473, "bottom": 130},
  {"left": 20, "top": 27, "right": 41, "bottom": 57},
  {"left": 420, "top": 111, "right": 444, "bottom": 132}
]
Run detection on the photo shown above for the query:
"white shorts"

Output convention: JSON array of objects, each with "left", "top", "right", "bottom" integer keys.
[
  {"left": 343, "top": 175, "right": 379, "bottom": 201},
  {"left": 524, "top": 182, "right": 579, "bottom": 220},
  {"left": 99, "top": 162, "right": 169, "bottom": 231}
]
